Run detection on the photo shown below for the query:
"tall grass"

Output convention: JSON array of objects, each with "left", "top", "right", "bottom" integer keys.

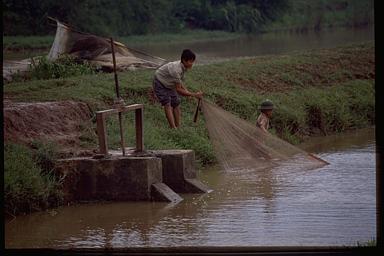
[
  {"left": 4, "top": 142, "right": 63, "bottom": 215},
  {"left": 29, "top": 56, "right": 96, "bottom": 80},
  {"left": 3, "top": 42, "right": 374, "bottom": 214},
  {"left": 3, "top": 36, "right": 54, "bottom": 50},
  {"left": 4, "top": 43, "right": 375, "bottom": 160},
  {"left": 9, "top": 55, "right": 97, "bottom": 83}
]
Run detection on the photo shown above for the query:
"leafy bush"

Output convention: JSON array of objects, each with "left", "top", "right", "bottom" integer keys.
[
  {"left": 29, "top": 55, "right": 95, "bottom": 80},
  {"left": 4, "top": 143, "right": 63, "bottom": 215}
]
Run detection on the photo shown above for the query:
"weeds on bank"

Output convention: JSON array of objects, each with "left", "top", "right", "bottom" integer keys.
[
  {"left": 4, "top": 142, "right": 63, "bottom": 215},
  {"left": 3, "top": 43, "right": 375, "bottom": 160},
  {"left": 3, "top": 36, "right": 54, "bottom": 50},
  {"left": 355, "top": 238, "right": 376, "bottom": 247},
  {"left": 29, "top": 55, "right": 96, "bottom": 80}
]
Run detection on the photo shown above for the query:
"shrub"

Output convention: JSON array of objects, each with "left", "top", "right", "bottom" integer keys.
[
  {"left": 29, "top": 55, "right": 95, "bottom": 80},
  {"left": 4, "top": 143, "right": 63, "bottom": 215}
]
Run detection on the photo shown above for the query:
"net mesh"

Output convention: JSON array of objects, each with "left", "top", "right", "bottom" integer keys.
[
  {"left": 3, "top": 20, "right": 167, "bottom": 82},
  {"left": 48, "top": 20, "right": 167, "bottom": 71},
  {"left": 201, "top": 100, "right": 328, "bottom": 172}
]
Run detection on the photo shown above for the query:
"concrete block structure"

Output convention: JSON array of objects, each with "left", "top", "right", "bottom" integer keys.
[
  {"left": 153, "top": 150, "right": 213, "bottom": 194},
  {"left": 55, "top": 149, "right": 211, "bottom": 204}
]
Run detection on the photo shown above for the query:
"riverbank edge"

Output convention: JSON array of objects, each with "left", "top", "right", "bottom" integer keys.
[
  {"left": 4, "top": 42, "right": 375, "bottom": 216},
  {"left": 4, "top": 124, "right": 376, "bottom": 220},
  {"left": 3, "top": 23, "right": 374, "bottom": 52},
  {"left": 3, "top": 30, "right": 244, "bottom": 51}
]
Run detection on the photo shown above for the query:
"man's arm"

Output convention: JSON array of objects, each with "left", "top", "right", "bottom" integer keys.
[{"left": 175, "top": 83, "right": 203, "bottom": 98}]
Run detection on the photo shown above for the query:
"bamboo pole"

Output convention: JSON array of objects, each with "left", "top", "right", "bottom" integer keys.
[
  {"left": 110, "top": 37, "right": 126, "bottom": 156},
  {"left": 193, "top": 98, "right": 202, "bottom": 123}
]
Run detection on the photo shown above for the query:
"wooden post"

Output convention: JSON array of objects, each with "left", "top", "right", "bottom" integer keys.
[
  {"left": 96, "top": 112, "right": 108, "bottom": 155},
  {"left": 110, "top": 37, "right": 126, "bottom": 156},
  {"left": 95, "top": 104, "right": 144, "bottom": 156},
  {"left": 135, "top": 107, "right": 144, "bottom": 151},
  {"left": 193, "top": 98, "right": 202, "bottom": 123}
]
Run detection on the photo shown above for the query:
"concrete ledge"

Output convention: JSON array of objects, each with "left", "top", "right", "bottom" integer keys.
[
  {"left": 151, "top": 183, "right": 183, "bottom": 203},
  {"left": 55, "top": 156, "right": 174, "bottom": 202},
  {"left": 152, "top": 150, "right": 213, "bottom": 194},
  {"left": 185, "top": 178, "right": 213, "bottom": 193},
  {"left": 54, "top": 148, "right": 212, "bottom": 204}
]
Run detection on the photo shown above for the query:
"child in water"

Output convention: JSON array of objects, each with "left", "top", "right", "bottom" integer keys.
[{"left": 256, "top": 99, "right": 274, "bottom": 133}]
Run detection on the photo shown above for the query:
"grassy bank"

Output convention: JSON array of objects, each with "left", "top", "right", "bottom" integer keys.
[
  {"left": 5, "top": 142, "right": 63, "bottom": 216},
  {"left": 4, "top": 42, "right": 374, "bottom": 214},
  {"left": 4, "top": 41, "right": 374, "bottom": 146},
  {"left": 3, "top": 35, "right": 55, "bottom": 51}
]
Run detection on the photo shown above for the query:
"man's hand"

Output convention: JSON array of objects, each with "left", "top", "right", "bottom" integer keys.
[{"left": 194, "top": 91, "right": 203, "bottom": 99}]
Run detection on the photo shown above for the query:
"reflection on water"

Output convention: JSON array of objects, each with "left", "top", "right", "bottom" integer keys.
[
  {"left": 5, "top": 127, "right": 376, "bottom": 248},
  {"left": 3, "top": 26, "right": 374, "bottom": 63},
  {"left": 135, "top": 26, "right": 374, "bottom": 64}
]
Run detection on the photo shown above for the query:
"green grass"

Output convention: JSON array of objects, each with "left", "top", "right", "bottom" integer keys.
[
  {"left": 4, "top": 42, "right": 374, "bottom": 148},
  {"left": 4, "top": 142, "right": 63, "bottom": 215},
  {"left": 4, "top": 42, "right": 374, "bottom": 214},
  {"left": 3, "top": 35, "right": 55, "bottom": 50},
  {"left": 356, "top": 239, "right": 376, "bottom": 247},
  {"left": 9, "top": 55, "right": 96, "bottom": 83}
]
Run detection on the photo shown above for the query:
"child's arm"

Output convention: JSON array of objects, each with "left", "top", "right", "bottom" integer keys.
[
  {"left": 260, "top": 126, "right": 269, "bottom": 133},
  {"left": 175, "top": 83, "right": 203, "bottom": 98},
  {"left": 256, "top": 116, "right": 269, "bottom": 133}
]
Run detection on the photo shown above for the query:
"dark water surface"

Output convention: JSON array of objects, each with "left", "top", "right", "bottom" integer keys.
[
  {"left": 5, "top": 127, "right": 376, "bottom": 248},
  {"left": 3, "top": 26, "right": 374, "bottom": 63},
  {"left": 136, "top": 26, "right": 374, "bottom": 64}
]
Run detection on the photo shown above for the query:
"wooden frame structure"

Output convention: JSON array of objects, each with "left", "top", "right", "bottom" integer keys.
[{"left": 96, "top": 104, "right": 144, "bottom": 155}]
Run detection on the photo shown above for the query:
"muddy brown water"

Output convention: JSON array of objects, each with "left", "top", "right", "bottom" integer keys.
[
  {"left": 134, "top": 26, "right": 374, "bottom": 64},
  {"left": 5, "top": 127, "right": 375, "bottom": 248},
  {"left": 3, "top": 26, "right": 374, "bottom": 64}
]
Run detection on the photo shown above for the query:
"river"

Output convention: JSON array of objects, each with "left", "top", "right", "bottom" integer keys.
[
  {"left": 5, "top": 127, "right": 376, "bottom": 248},
  {"left": 3, "top": 26, "right": 374, "bottom": 64},
  {"left": 135, "top": 26, "right": 374, "bottom": 64}
]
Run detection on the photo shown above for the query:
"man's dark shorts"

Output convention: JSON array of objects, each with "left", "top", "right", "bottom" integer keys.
[{"left": 153, "top": 78, "right": 181, "bottom": 107}]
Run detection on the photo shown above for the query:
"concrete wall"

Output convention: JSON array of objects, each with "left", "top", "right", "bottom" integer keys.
[
  {"left": 55, "top": 149, "right": 211, "bottom": 204},
  {"left": 55, "top": 156, "right": 162, "bottom": 202}
]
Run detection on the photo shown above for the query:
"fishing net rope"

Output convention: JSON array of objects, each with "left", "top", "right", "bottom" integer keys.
[
  {"left": 48, "top": 20, "right": 167, "bottom": 71},
  {"left": 201, "top": 100, "right": 329, "bottom": 172},
  {"left": 3, "top": 19, "right": 167, "bottom": 82}
]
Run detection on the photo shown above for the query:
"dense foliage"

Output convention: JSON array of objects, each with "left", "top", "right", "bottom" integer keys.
[
  {"left": 3, "top": 0, "right": 373, "bottom": 36},
  {"left": 5, "top": 142, "right": 63, "bottom": 215},
  {"left": 4, "top": 42, "right": 374, "bottom": 214}
]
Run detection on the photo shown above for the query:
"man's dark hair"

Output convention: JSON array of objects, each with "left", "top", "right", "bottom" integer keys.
[{"left": 181, "top": 49, "right": 196, "bottom": 62}]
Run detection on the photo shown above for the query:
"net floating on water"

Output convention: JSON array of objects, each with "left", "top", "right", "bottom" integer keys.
[{"left": 201, "top": 100, "right": 328, "bottom": 172}]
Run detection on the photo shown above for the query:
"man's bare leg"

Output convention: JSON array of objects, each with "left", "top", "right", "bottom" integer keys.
[
  {"left": 164, "top": 105, "right": 177, "bottom": 128},
  {"left": 173, "top": 105, "right": 181, "bottom": 128}
]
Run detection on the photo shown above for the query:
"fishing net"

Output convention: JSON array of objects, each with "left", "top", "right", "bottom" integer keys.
[
  {"left": 3, "top": 19, "right": 167, "bottom": 82},
  {"left": 201, "top": 100, "right": 329, "bottom": 172},
  {"left": 47, "top": 20, "right": 166, "bottom": 71}
]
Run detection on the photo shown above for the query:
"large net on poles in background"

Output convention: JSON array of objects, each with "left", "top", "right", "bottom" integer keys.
[
  {"left": 201, "top": 100, "right": 329, "bottom": 172},
  {"left": 3, "top": 19, "right": 167, "bottom": 82},
  {"left": 48, "top": 20, "right": 167, "bottom": 71}
]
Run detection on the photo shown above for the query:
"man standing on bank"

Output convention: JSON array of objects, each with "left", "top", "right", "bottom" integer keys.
[{"left": 153, "top": 49, "right": 203, "bottom": 129}]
